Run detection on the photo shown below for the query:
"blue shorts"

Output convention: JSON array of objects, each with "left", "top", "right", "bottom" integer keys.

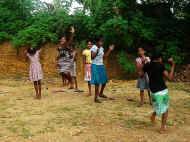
[{"left": 137, "top": 74, "right": 149, "bottom": 91}]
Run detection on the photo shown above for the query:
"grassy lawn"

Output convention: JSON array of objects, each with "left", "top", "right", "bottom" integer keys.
[{"left": 0, "top": 78, "right": 189, "bottom": 142}]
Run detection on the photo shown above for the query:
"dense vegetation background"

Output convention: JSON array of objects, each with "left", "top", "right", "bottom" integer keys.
[{"left": 0, "top": 0, "right": 189, "bottom": 72}]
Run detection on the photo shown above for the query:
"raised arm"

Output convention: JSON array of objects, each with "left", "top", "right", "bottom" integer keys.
[
  {"left": 104, "top": 44, "right": 115, "bottom": 58},
  {"left": 163, "top": 58, "right": 175, "bottom": 81},
  {"left": 24, "top": 49, "right": 28, "bottom": 62},
  {"left": 66, "top": 26, "right": 75, "bottom": 46},
  {"left": 56, "top": 47, "right": 60, "bottom": 61},
  {"left": 91, "top": 50, "right": 98, "bottom": 59},
  {"left": 91, "top": 46, "right": 99, "bottom": 59},
  {"left": 72, "top": 50, "right": 77, "bottom": 61}
]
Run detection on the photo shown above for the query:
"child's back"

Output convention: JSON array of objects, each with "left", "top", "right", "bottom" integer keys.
[
  {"left": 143, "top": 62, "right": 167, "bottom": 93},
  {"left": 27, "top": 50, "right": 41, "bottom": 64},
  {"left": 27, "top": 49, "right": 43, "bottom": 82},
  {"left": 26, "top": 48, "right": 43, "bottom": 99}
]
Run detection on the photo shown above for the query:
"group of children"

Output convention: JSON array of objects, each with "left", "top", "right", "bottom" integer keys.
[
  {"left": 26, "top": 27, "right": 115, "bottom": 103},
  {"left": 82, "top": 38, "right": 115, "bottom": 103},
  {"left": 25, "top": 26, "right": 175, "bottom": 133}
]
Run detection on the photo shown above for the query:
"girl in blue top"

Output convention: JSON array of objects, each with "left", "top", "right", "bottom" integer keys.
[{"left": 91, "top": 37, "right": 114, "bottom": 103}]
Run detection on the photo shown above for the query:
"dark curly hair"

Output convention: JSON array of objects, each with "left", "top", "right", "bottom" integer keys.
[{"left": 27, "top": 47, "right": 37, "bottom": 56}]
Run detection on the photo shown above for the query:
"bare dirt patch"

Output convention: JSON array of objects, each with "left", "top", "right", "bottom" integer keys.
[{"left": 0, "top": 79, "right": 189, "bottom": 142}]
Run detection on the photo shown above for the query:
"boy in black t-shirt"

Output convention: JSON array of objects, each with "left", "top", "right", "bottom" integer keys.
[{"left": 143, "top": 53, "right": 175, "bottom": 133}]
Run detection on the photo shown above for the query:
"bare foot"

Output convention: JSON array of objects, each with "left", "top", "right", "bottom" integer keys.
[
  {"left": 127, "top": 97, "right": 134, "bottom": 102},
  {"left": 35, "top": 96, "right": 41, "bottom": 100},
  {"left": 69, "top": 87, "right": 74, "bottom": 90},
  {"left": 137, "top": 103, "right": 143, "bottom": 107},
  {"left": 38, "top": 95, "right": 42, "bottom": 100},
  {"left": 150, "top": 115, "right": 156, "bottom": 124},
  {"left": 87, "top": 94, "right": 92, "bottom": 97},
  {"left": 94, "top": 99, "right": 102, "bottom": 103},
  {"left": 159, "top": 127, "right": 167, "bottom": 134},
  {"left": 99, "top": 94, "right": 108, "bottom": 98},
  {"left": 108, "top": 97, "right": 115, "bottom": 100}
]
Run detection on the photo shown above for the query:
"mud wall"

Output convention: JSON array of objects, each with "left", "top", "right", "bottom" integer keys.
[{"left": 0, "top": 42, "right": 126, "bottom": 80}]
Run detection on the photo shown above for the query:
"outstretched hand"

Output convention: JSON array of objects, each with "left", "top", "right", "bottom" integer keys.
[
  {"left": 24, "top": 49, "right": 27, "bottom": 54},
  {"left": 168, "top": 58, "right": 175, "bottom": 66},
  {"left": 70, "top": 26, "right": 75, "bottom": 34},
  {"left": 109, "top": 44, "right": 115, "bottom": 51}
]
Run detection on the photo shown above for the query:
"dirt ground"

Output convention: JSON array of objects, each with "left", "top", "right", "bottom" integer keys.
[{"left": 0, "top": 78, "right": 189, "bottom": 142}]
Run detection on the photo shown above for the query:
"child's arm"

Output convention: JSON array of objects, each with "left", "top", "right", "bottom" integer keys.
[
  {"left": 24, "top": 49, "right": 28, "bottom": 62},
  {"left": 83, "top": 55, "right": 86, "bottom": 65},
  {"left": 163, "top": 58, "right": 175, "bottom": 81},
  {"left": 56, "top": 47, "right": 61, "bottom": 61},
  {"left": 104, "top": 44, "right": 115, "bottom": 58},
  {"left": 38, "top": 48, "right": 42, "bottom": 59},
  {"left": 73, "top": 50, "right": 77, "bottom": 61},
  {"left": 36, "top": 47, "right": 41, "bottom": 52},
  {"left": 66, "top": 26, "right": 75, "bottom": 46},
  {"left": 91, "top": 47, "right": 99, "bottom": 59},
  {"left": 55, "top": 47, "right": 60, "bottom": 67}
]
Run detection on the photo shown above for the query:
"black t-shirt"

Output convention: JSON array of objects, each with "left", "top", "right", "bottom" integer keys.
[{"left": 143, "top": 62, "right": 167, "bottom": 93}]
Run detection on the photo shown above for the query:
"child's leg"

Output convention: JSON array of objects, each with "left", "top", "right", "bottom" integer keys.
[
  {"left": 61, "top": 73, "right": 67, "bottom": 87},
  {"left": 99, "top": 84, "right": 107, "bottom": 98},
  {"left": 148, "top": 90, "right": 152, "bottom": 105},
  {"left": 74, "top": 77, "right": 78, "bottom": 90},
  {"left": 38, "top": 80, "right": 42, "bottom": 99},
  {"left": 160, "top": 110, "right": 168, "bottom": 132},
  {"left": 139, "top": 90, "right": 144, "bottom": 106},
  {"left": 33, "top": 81, "right": 38, "bottom": 98},
  {"left": 88, "top": 81, "right": 92, "bottom": 96},
  {"left": 66, "top": 73, "right": 73, "bottom": 89},
  {"left": 95, "top": 84, "right": 100, "bottom": 103},
  {"left": 150, "top": 112, "right": 156, "bottom": 124}
]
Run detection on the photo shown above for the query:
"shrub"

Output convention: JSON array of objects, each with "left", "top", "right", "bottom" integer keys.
[
  {"left": 117, "top": 51, "right": 135, "bottom": 73},
  {"left": 12, "top": 26, "right": 58, "bottom": 48},
  {"left": 99, "top": 16, "right": 128, "bottom": 47},
  {"left": 0, "top": 32, "right": 11, "bottom": 43}
]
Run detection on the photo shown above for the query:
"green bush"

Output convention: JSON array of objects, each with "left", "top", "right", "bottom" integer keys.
[
  {"left": 99, "top": 16, "right": 128, "bottom": 47},
  {"left": 0, "top": 32, "right": 11, "bottom": 43},
  {"left": 157, "top": 41, "right": 184, "bottom": 65},
  {"left": 117, "top": 51, "right": 135, "bottom": 73},
  {"left": 12, "top": 26, "right": 58, "bottom": 48},
  {"left": 164, "top": 41, "right": 184, "bottom": 65}
]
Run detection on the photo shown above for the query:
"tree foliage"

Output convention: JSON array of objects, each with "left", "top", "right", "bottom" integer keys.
[{"left": 0, "top": 0, "right": 190, "bottom": 70}]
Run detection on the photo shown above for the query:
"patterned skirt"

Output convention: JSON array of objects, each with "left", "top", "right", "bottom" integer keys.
[
  {"left": 90, "top": 64, "right": 108, "bottom": 85},
  {"left": 151, "top": 89, "right": 169, "bottom": 116},
  {"left": 58, "top": 58, "right": 72, "bottom": 75}
]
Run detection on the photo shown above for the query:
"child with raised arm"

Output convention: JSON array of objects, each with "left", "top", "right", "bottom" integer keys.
[
  {"left": 143, "top": 52, "right": 175, "bottom": 133},
  {"left": 56, "top": 26, "right": 75, "bottom": 89},
  {"left": 136, "top": 47, "right": 152, "bottom": 106},
  {"left": 91, "top": 37, "right": 114, "bottom": 103},
  {"left": 82, "top": 40, "right": 93, "bottom": 96},
  {"left": 26, "top": 47, "right": 43, "bottom": 99}
]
